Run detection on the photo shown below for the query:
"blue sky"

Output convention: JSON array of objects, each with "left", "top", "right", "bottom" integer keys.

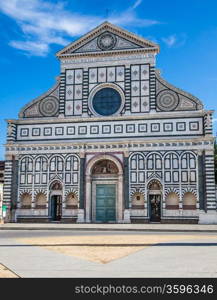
[{"left": 0, "top": 0, "right": 217, "bottom": 159}]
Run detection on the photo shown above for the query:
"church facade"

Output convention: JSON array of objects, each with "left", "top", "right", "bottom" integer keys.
[{"left": 3, "top": 22, "right": 217, "bottom": 224}]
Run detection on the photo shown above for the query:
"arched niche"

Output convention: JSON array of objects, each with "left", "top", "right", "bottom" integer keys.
[
  {"left": 131, "top": 192, "right": 145, "bottom": 209},
  {"left": 66, "top": 192, "right": 78, "bottom": 209},
  {"left": 35, "top": 192, "right": 46, "bottom": 208},
  {"left": 165, "top": 192, "right": 179, "bottom": 209},
  {"left": 183, "top": 192, "right": 196, "bottom": 210},
  {"left": 20, "top": 192, "right": 31, "bottom": 208}
]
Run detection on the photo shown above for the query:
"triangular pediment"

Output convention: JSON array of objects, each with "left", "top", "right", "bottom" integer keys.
[{"left": 56, "top": 22, "right": 159, "bottom": 57}]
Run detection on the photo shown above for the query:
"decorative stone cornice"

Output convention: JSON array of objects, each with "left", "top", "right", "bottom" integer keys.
[
  {"left": 5, "top": 136, "right": 214, "bottom": 156},
  {"left": 9, "top": 109, "right": 211, "bottom": 125},
  {"left": 60, "top": 53, "right": 155, "bottom": 65},
  {"left": 58, "top": 47, "right": 159, "bottom": 60}
]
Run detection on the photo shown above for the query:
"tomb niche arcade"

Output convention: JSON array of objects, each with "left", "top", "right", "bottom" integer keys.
[{"left": 4, "top": 22, "right": 217, "bottom": 224}]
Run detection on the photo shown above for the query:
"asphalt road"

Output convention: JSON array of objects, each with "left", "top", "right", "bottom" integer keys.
[
  {"left": 0, "top": 230, "right": 217, "bottom": 278},
  {"left": 1, "top": 230, "right": 217, "bottom": 238}
]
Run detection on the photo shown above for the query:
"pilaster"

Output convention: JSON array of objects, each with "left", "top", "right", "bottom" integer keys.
[
  {"left": 79, "top": 154, "right": 85, "bottom": 209},
  {"left": 123, "top": 152, "right": 129, "bottom": 209},
  {"left": 59, "top": 72, "right": 66, "bottom": 114},
  {"left": 3, "top": 154, "right": 18, "bottom": 221},
  {"left": 198, "top": 150, "right": 206, "bottom": 210},
  {"left": 149, "top": 65, "right": 156, "bottom": 110},
  {"left": 204, "top": 149, "right": 216, "bottom": 211}
]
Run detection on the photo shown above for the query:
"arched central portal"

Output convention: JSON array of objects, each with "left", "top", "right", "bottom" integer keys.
[
  {"left": 92, "top": 160, "right": 118, "bottom": 222},
  {"left": 85, "top": 155, "right": 123, "bottom": 223}
]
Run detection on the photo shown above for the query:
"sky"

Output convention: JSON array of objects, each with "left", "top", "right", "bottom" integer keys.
[{"left": 0, "top": 0, "right": 217, "bottom": 159}]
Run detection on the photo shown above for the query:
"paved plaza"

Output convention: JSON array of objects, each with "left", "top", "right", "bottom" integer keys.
[{"left": 0, "top": 229, "right": 217, "bottom": 278}]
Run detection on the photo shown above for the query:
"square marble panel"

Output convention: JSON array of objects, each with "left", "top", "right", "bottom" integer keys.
[
  {"left": 102, "top": 125, "right": 111, "bottom": 134},
  {"left": 90, "top": 126, "right": 99, "bottom": 134},
  {"left": 44, "top": 127, "right": 52, "bottom": 136},
  {"left": 141, "top": 96, "right": 149, "bottom": 112},
  {"left": 74, "top": 100, "right": 82, "bottom": 115},
  {"left": 138, "top": 124, "right": 147, "bottom": 132},
  {"left": 114, "top": 124, "right": 123, "bottom": 133},
  {"left": 74, "top": 84, "right": 82, "bottom": 100},
  {"left": 98, "top": 67, "right": 106, "bottom": 82},
  {"left": 74, "top": 69, "right": 83, "bottom": 84},
  {"left": 141, "top": 80, "right": 149, "bottom": 96},
  {"left": 66, "top": 70, "right": 74, "bottom": 84},
  {"left": 89, "top": 68, "right": 97, "bottom": 83},
  {"left": 116, "top": 66, "right": 125, "bottom": 81},
  {"left": 67, "top": 126, "right": 75, "bottom": 135},
  {"left": 126, "top": 124, "right": 135, "bottom": 133},
  {"left": 176, "top": 122, "right": 186, "bottom": 131},
  {"left": 65, "top": 101, "right": 74, "bottom": 116},
  {"left": 131, "top": 81, "right": 140, "bottom": 96},
  {"left": 107, "top": 67, "right": 116, "bottom": 82},
  {"left": 151, "top": 123, "right": 160, "bottom": 132},
  {"left": 20, "top": 128, "right": 29, "bottom": 137},
  {"left": 66, "top": 85, "right": 74, "bottom": 100},
  {"left": 163, "top": 123, "right": 173, "bottom": 132},
  {"left": 55, "top": 127, "right": 64, "bottom": 135},
  {"left": 189, "top": 121, "right": 199, "bottom": 131},
  {"left": 131, "top": 65, "right": 140, "bottom": 80},
  {"left": 131, "top": 97, "right": 140, "bottom": 112},
  {"left": 32, "top": 128, "right": 40, "bottom": 136},
  {"left": 141, "top": 64, "right": 149, "bottom": 80},
  {"left": 78, "top": 126, "right": 87, "bottom": 135}
]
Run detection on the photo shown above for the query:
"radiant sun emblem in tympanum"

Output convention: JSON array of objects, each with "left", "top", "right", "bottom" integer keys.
[{"left": 97, "top": 32, "right": 117, "bottom": 50}]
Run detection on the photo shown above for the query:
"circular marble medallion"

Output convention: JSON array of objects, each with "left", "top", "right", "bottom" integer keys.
[
  {"left": 97, "top": 33, "right": 117, "bottom": 50},
  {"left": 39, "top": 97, "right": 59, "bottom": 117},
  {"left": 157, "top": 90, "right": 179, "bottom": 111}
]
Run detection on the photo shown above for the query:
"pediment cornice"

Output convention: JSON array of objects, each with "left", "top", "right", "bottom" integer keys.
[{"left": 56, "top": 21, "right": 159, "bottom": 58}]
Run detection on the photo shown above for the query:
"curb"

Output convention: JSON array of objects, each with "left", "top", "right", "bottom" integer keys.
[{"left": 0, "top": 227, "right": 217, "bottom": 232}]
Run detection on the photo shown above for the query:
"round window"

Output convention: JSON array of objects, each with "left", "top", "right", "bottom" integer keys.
[{"left": 92, "top": 88, "right": 122, "bottom": 116}]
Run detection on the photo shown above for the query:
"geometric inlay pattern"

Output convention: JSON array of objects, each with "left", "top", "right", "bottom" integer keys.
[
  {"left": 39, "top": 97, "right": 59, "bottom": 117},
  {"left": 157, "top": 90, "right": 179, "bottom": 111},
  {"left": 97, "top": 32, "right": 117, "bottom": 51}
]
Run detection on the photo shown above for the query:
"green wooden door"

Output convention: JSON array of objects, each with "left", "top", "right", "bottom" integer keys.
[{"left": 96, "top": 184, "right": 116, "bottom": 222}]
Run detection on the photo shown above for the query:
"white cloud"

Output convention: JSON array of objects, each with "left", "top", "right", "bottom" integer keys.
[
  {"left": 132, "top": 0, "right": 143, "bottom": 9},
  {"left": 162, "top": 35, "right": 177, "bottom": 47},
  {"left": 162, "top": 34, "right": 187, "bottom": 48},
  {"left": 109, "top": 10, "right": 159, "bottom": 28},
  {"left": 9, "top": 40, "right": 49, "bottom": 56},
  {"left": 0, "top": 0, "right": 159, "bottom": 56}
]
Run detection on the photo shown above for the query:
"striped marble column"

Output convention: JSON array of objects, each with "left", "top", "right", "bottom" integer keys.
[
  {"left": 123, "top": 155, "right": 129, "bottom": 209},
  {"left": 59, "top": 72, "right": 66, "bottom": 114},
  {"left": 204, "top": 150, "right": 216, "bottom": 210},
  {"left": 124, "top": 67, "right": 131, "bottom": 113},
  {"left": 3, "top": 157, "right": 13, "bottom": 220},
  {"left": 79, "top": 156, "right": 85, "bottom": 209},
  {"left": 204, "top": 112, "right": 213, "bottom": 136},
  {"left": 198, "top": 151, "right": 206, "bottom": 210},
  {"left": 149, "top": 65, "right": 156, "bottom": 110},
  {"left": 82, "top": 70, "right": 89, "bottom": 114},
  {"left": 6, "top": 123, "right": 17, "bottom": 143}
]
